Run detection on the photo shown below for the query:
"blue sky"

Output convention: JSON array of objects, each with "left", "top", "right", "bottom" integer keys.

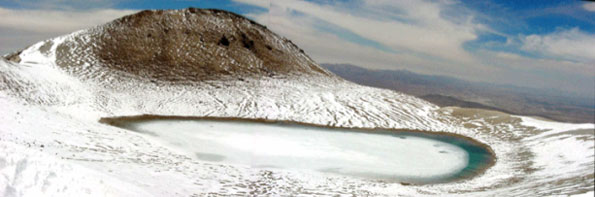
[{"left": 0, "top": 0, "right": 594, "bottom": 97}]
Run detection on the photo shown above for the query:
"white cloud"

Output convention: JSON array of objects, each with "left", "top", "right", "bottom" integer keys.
[
  {"left": 521, "top": 28, "right": 595, "bottom": 63},
  {"left": 247, "top": 7, "right": 493, "bottom": 79},
  {"left": 233, "top": 0, "right": 270, "bottom": 9},
  {"left": 236, "top": 0, "right": 594, "bottom": 95},
  {"left": 481, "top": 50, "right": 594, "bottom": 76},
  {"left": 236, "top": 0, "right": 482, "bottom": 64},
  {"left": 583, "top": 2, "right": 595, "bottom": 12},
  {"left": 476, "top": 50, "right": 594, "bottom": 95},
  {"left": 314, "top": 1, "right": 475, "bottom": 62},
  {"left": 0, "top": 7, "right": 135, "bottom": 54},
  {"left": 3, "top": 0, "right": 122, "bottom": 10},
  {"left": 0, "top": 7, "right": 135, "bottom": 34}
]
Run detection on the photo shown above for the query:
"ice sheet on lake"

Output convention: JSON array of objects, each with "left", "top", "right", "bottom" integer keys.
[{"left": 123, "top": 119, "right": 469, "bottom": 182}]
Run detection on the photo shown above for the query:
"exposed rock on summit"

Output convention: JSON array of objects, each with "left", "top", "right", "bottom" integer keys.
[{"left": 14, "top": 8, "right": 331, "bottom": 82}]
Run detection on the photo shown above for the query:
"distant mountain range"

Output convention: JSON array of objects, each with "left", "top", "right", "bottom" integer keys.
[{"left": 322, "top": 63, "right": 594, "bottom": 123}]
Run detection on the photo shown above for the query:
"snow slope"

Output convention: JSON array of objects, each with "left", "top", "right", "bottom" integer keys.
[{"left": 1, "top": 8, "right": 593, "bottom": 196}]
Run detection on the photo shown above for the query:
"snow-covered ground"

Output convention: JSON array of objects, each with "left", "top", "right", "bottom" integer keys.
[
  {"left": 0, "top": 12, "right": 594, "bottom": 195},
  {"left": 0, "top": 141, "right": 151, "bottom": 197}
]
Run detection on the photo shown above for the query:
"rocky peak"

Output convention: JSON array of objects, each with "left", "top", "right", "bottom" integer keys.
[{"left": 17, "top": 8, "right": 332, "bottom": 82}]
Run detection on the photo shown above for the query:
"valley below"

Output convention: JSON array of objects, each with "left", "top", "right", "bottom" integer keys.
[{"left": 322, "top": 63, "right": 595, "bottom": 124}]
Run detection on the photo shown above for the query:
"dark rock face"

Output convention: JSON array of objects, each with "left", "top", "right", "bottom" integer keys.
[
  {"left": 54, "top": 8, "right": 330, "bottom": 82},
  {"left": 4, "top": 52, "right": 21, "bottom": 63}
]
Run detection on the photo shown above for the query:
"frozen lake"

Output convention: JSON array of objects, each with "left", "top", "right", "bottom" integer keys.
[{"left": 102, "top": 117, "right": 494, "bottom": 184}]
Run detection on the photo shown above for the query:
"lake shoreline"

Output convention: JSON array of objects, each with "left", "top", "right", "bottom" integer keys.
[{"left": 100, "top": 114, "right": 497, "bottom": 185}]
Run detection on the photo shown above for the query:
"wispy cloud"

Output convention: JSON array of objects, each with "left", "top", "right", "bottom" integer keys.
[
  {"left": 2, "top": 0, "right": 123, "bottom": 10},
  {"left": 235, "top": 0, "right": 594, "bottom": 95},
  {"left": 0, "top": 7, "right": 134, "bottom": 54},
  {"left": 0, "top": 7, "right": 134, "bottom": 33},
  {"left": 243, "top": 0, "right": 483, "bottom": 63},
  {"left": 584, "top": 2, "right": 595, "bottom": 12},
  {"left": 476, "top": 49, "right": 594, "bottom": 94},
  {"left": 233, "top": 0, "right": 269, "bottom": 8},
  {"left": 521, "top": 28, "right": 595, "bottom": 63}
]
